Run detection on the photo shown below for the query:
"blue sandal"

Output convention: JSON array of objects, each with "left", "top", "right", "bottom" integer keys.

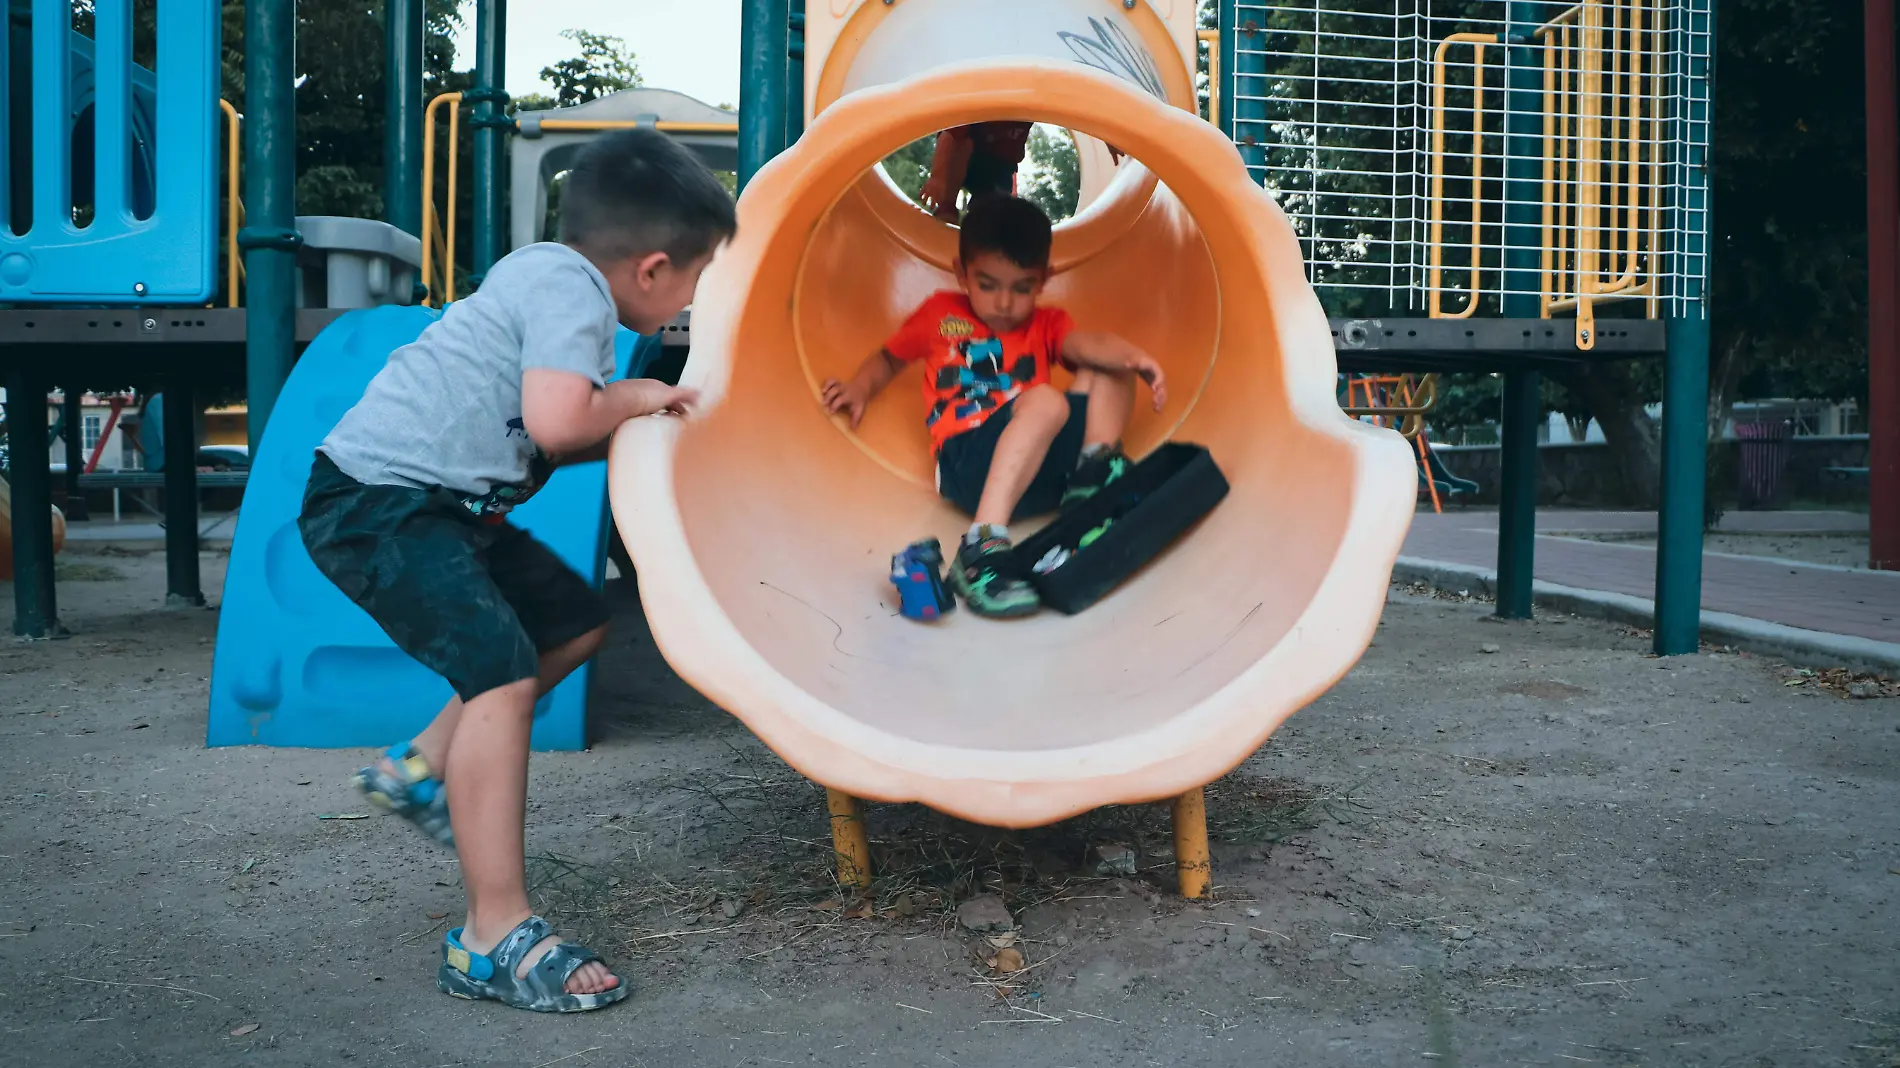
[
  {"left": 439, "top": 916, "right": 629, "bottom": 1013},
  {"left": 353, "top": 743, "right": 454, "bottom": 847}
]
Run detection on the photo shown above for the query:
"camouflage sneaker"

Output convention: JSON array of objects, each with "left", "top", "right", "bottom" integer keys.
[
  {"left": 949, "top": 535, "right": 1041, "bottom": 618},
  {"left": 353, "top": 743, "right": 455, "bottom": 847},
  {"left": 1062, "top": 447, "right": 1132, "bottom": 510}
]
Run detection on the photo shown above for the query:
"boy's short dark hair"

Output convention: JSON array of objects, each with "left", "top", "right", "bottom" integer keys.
[
  {"left": 958, "top": 195, "right": 1053, "bottom": 271},
  {"left": 559, "top": 127, "right": 737, "bottom": 266}
]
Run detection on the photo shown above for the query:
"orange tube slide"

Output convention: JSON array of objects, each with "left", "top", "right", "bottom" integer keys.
[{"left": 609, "top": 14, "right": 1414, "bottom": 829}]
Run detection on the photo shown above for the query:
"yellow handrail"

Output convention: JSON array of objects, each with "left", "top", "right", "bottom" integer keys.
[
  {"left": 1533, "top": 0, "right": 1662, "bottom": 348},
  {"left": 533, "top": 120, "right": 741, "bottom": 134},
  {"left": 219, "top": 99, "right": 243, "bottom": 308},
  {"left": 421, "top": 91, "right": 464, "bottom": 305},
  {"left": 1427, "top": 33, "right": 1496, "bottom": 319},
  {"left": 1198, "top": 29, "right": 1221, "bottom": 128}
]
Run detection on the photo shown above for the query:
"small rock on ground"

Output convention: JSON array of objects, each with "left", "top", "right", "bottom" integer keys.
[{"left": 956, "top": 894, "right": 1015, "bottom": 933}]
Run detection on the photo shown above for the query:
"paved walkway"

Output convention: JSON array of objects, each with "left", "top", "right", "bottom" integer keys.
[
  {"left": 1403, "top": 510, "right": 1897, "bottom": 644},
  {"left": 62, "top": 513, "right": 239, "bottom": 545}
]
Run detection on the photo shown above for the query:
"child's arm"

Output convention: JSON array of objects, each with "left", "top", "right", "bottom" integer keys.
[
  {"left": 1062, "top": 331, "right": 1170, "bottom": 411},
  {"left": 821, "top": 350, "right": 903, "bottom": 429},
  {"left": 522, "top": 370, "right": 698, "bottom": 456},
  {"left": 920, "top": 129, "right": 974, "bottom": 217}
]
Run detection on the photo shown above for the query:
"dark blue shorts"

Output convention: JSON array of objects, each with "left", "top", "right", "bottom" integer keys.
[
  {"left": 299, "top": 454, "right": 610, "bottom": 702},
  {"left": 936, "top": 393, "right": 1088, "bottom": 520}
]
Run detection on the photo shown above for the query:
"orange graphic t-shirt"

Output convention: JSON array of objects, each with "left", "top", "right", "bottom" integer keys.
[{"left": 881, "top": 291, "right": 1075, "bottom": 451}]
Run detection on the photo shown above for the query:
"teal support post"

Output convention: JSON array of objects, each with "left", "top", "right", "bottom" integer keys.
[
  {"left": 1496, "top": 372, "right": 1540, "bottom": 618},
  {"left": 162, "top": 377, "right": 204, "bottom": 607},
  {"left": 787, "top": 0, "right": 806, "bottom": 143},
  {"left": 1654, "top": 0, "right": 1714, "bottom": 655},
  {"left": 470, "top": 0, "right": 508, "bottom": 281},
  {"left": 383, "top": 0, "right": 424, "bottom": 239},
  {"left": 1223, "top": 0, "right": 1265, "bottom": 173},
  {"left": 1656, "top": 315, "right": 1709, "bottom": 652},
  {"left": 739, "top": 0, "right": 788, "bottom": 191},
  {"left": 6, "top": 369, "right": 59, "bottom": 637},
  {"left": 60, "top": 387, "right": 87, "bottom": 521},
  {"left": 240, "top": 0, "right": 299, "bottom": 457},
  {"left": 1494, "top": 2, "right": 1549, "bottom": 620}
]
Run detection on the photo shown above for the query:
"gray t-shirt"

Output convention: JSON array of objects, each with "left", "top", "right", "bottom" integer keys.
[{"left": 320, "top": 242, "right": 619, "bottom": 516}]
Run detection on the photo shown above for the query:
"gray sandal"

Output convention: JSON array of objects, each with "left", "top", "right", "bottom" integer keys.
[{"left": 438, "top": 916, "right": 628, "bottom": 1013}]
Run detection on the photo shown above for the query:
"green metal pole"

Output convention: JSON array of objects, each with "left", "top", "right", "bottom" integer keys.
[
  {"left": 239, "top": 0, "right": 299, "bottom": 457},
  {"left": 1496, "top": 372, "right": 1540, "bottom": 618},
  {"left": 5, "top": 369, "right": 59, "bottom": 637},
  {"left": 470, "top": 0, "right": 508, "bottom": 282},
  {"left": 1494, "top": 2, "right": 1549, "bottom": 620},
  {"left": 162, "top": 379, "right": 204, "bottom": 607},
  {"left": 1654, "top": 0, "right": 1714, "bottom": 655},
  {"left": 383, "top": 0, "right": 424, "bottom": 238},
  {"left": 739, "top": 0, "right": 788, "bottom": 191},
  {"left": 1224, "top": 0, "right": 1265, "bottom": 173},
  {"left": 60, "top": 387, "right": 87, "bottom": 521},
  {"left": 786, "top": 0, "right": 806, "bottom": 144},
  {"left": 1656, "top": 316, "right": 1709, "bottom": 652}
]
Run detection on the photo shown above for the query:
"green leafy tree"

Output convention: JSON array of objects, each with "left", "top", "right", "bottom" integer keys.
[
  {"left": 538, "top": 29, "right": 643, "bottom": 108},
  {"left": 1021, "top": 126, "right": 1080, "bottom": 221},
  {"left": 882, "top": 136, "right": 936, "bottom": 202}
]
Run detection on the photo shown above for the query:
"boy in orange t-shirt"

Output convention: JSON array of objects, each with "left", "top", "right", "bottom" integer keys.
[{"left": 822, "top": 195, "right": 1166, "bottom": 617}]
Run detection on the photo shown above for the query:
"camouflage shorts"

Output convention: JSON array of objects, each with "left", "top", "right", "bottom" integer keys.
[{"left": 299, "top": 454, "right": 610, "bottom": 702}]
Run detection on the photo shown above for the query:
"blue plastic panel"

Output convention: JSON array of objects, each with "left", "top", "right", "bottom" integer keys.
[
  {"left": 207, "top": 306, "right": 664, "bottom": 752},
  {"left": 0, "top": 0, "right": 217, "bottom": 303}
]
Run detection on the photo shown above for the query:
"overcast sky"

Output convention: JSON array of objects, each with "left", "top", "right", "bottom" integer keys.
[{"left": 451, "top": 1, "right": 742, "bottom": 108}]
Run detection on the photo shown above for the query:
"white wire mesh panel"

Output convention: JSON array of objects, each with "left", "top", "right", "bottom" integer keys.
[{"left": 1228, "top": 0, "right": 1710, "bottom": 325}]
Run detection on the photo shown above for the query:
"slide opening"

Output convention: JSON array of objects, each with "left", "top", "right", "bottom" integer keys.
[{"left": 796, "top": 111, "right": 1196, "bottom": 488}]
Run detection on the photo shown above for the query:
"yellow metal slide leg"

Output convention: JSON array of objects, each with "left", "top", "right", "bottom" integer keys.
[
  {"left": 1172, "top": 787, "right": 1212, "bottom": 899},
  {"left": 826, "top": 788, "right": 873, "bottom": 892}
]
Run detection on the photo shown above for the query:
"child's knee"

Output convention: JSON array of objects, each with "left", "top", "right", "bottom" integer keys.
[
  {"left": 1014, "top": 383, "right": 1071, "bottom": 423},
  {"left": 561, "top": 624, "right": 609, "bottom": 662}
]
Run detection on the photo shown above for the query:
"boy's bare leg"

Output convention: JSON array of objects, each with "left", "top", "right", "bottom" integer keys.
[
  {"left": 973, "top": 384, "right": 1073, "bottom": 526},
  {"left": 1071, "top": 367, "right": 1137, "bottom": 451},
  {"left": 448, "top": 633, "right": 619, "bottom": 996},
  {"left": 404, "top": 628, "right": 603, "bottom": 774}
]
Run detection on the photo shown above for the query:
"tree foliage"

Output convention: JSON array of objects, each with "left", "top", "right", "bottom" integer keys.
[
  {"left": 1021, "top": 126, "right": 1080, "bottom": 222},
  {"left": 537, "top": 29, "right": 643, "bottom": 108}
]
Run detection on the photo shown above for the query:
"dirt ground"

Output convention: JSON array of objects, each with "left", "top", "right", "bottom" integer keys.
[
  {"left": 2, "top": 548, "right": 1897, "bottom": 1068},
  {"left": 1571, "top": 531, "right": 1872, "bottom": 570}
]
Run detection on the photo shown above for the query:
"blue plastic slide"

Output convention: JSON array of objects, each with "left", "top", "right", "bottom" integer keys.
[{"left": 206, "top": 305, "right": 660, "bottom": 752}]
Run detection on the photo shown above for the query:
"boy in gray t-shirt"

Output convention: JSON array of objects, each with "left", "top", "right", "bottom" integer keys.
[{"left": 298, "top": 129, "right": 733, "bottom": 1014}]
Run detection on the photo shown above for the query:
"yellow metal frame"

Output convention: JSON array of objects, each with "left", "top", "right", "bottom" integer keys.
[
  {"left": 219, "top": 99, "right": 243, "bottom": 308},
  {"left": 421, "top": 91, "right": 464, "bottom": 306},
  {"left": 822, "top": 786, "right": 1215, "bottom": 900},
  {"left": 1342, "top": 374, "right": 1448, "bottom": 512},
  {"left": 1198, "top": 29, "right": 1221, "bottom": 128},
  {"left": 1427, "top": 33, "right": 1498, "bottom": 320},
  {"left": 1535, "top": 0, "right": 1662, "bottom": 350},
  {"left": 1421, "top": 3, "right": 1665, "bottom": 347},
  {"left": 1341, "top": 373, "right": 1439, "bottom": 437},
  {"left": 418, "top": 89, "right": 741, "bottom": 306},
  {"left": 534, "top": 120, "right": 740, "bottom": 134}
]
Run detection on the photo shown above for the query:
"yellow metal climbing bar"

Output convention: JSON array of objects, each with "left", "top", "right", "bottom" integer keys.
[
  {"left": 421, "top": 91, "right": 464, "bottom": 306},
  {"left": 1536, "top": 0, "right": 1662, "bottom": 349},
  {"left": 1199, "top": 29, "right": 1221, "bottom": 127},
  {"left": 533, "top": 120, "right": 741, "bottom": 134},
  {"left": 220, "top": 99, "right": 243, "bottom": 308},
  {"left": 1427, "top": 33, "right": 1497, "bottom": 320},
  {"left": 825, "top": 789, "right": 873, "bottom": 892}
]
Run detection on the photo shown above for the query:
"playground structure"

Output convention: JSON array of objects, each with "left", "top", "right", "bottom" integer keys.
[{"left": 0, "top": 0, "right": 1748, "bottom": 902}]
